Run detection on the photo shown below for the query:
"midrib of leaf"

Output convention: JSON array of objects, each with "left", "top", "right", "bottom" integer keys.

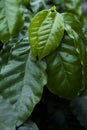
[
  {"left": 36, "top": 10, "right": 49, "bottom": 52},
  {"left": 29, "top": 10, "right": 48, "bottom": 57},
  {"left": 0, "top": 9, "right": 38, "bottom": 129},
  {"left": 14, "top": 57, "right": 28, "bottom": 125},
  {"left": 15, "top": 50, "right": 30, "bottom": 107},
  {"left": 58, "top": 52, "right": 71, "bottom": 88},
  {"left": 38, "top": 11, "right": 57, "bottom": 55}
]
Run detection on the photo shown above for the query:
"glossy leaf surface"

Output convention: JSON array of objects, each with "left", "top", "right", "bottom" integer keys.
[
  {"left": 29, "top": 8, "right": 64, "bottom": 59},
  {"left": 0, "top": 36, "right": 47, "bottom": 129},
  {"left": 46, "top": 34, "right": 85, "bottom": 99},
  {"left": 63, "top": 13, "right": 86, "bottom": 92},
  {"left": 0, "top": 0, "right": 24, "bottom": 42},
  {"left": 0, "top": 96, "right": 17, "bottom": 130},
  {"left": 0, "top": 11, "right": 46, "bottom": 130}
]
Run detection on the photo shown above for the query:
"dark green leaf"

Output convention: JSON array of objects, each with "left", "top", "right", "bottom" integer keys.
[
  {"left": 29, "top": 0, "right": 47, "bottom": 13},
  {"left": 29, "top": 8, "right": 64, "bottom": 59},
  {"left": 63, "top": 13, "right": 86, "bottom": 93},
  {"left": 62, "top": 0, "right": 82, "bottom": 17},
  {"left": 18, "top": 120, "right": 39, "bottom": 130},
  {"left": 20, "top": 0, "right": 30, "bottom": 10},
  {"left": 46, "top": 34, "right": 85, "bottom": 99},
  {"left": 0, "top": 0, "right": 24, "bottom": 42},
  {"left": 71, "top": 89, "right": 87, "bottom": 129},
  {"left": 0, "top": 36, "right": 47, "bottom": 129},
  {"left": 0, "top": 96, "right": 17, "bottom": 130},
  {"left": 0, "top": 11, "right": 46, "bottom": 129},
  {"left": 49, "top": 0, "right": 82, "bottom": 17}
]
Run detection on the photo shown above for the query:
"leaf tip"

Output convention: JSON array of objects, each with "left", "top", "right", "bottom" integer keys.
[{"left": 50, "top": 6, "right": 56, "bottom": 12}]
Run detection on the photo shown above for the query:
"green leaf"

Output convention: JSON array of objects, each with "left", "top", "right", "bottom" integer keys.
[
  {"left": 63, "top": 13, "right": 86, "bottom": 93},
  {"left": 0, "top": 0, "right": 24, "bottom": 43},
  {"left": 29, "top": 8, "right": 64, "bottom": 60},
  {"left": 46, "top": 34, "right": 85, "bottom": 99},
  {"left": 0, "top": 96, "right": 17, "bottom": 130},
  {"left": 0, "top": 37, "right": 47, "bottom": 129},
  {"left": 0, "top": 11, "right": 46, "bottom": 129},
  {"left": 16, "top": 51, "right": 47, "bottom": 126},
  {"left": 71, "top": 89, "right": 87, "bottom": 129},
  {"left": 49, "top": 0, "right": 82, "bottom": 18},
  {"left": 62, "top": 13, "right": 83, "bottom": 33},
  {"left": 62, "top": 0, "right": 82, "bottom": 17},
  {"left": 0, "top": 7, "right": 32, "bottom": 68},
  {"left": 18, "top": 120, "right": 39, "bottom": 130},
  {"left": 20, "top": 0, "right": 30, "bottom": 9},
  {"left": 29, "top": 0, "right": 47, "bottom": 13}
]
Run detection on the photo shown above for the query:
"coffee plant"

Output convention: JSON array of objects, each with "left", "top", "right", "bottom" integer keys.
[{"left": 0, "top": 0, "right": 87, "bottom": 130}]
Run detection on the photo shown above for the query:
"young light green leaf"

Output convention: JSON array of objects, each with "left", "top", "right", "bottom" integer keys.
[
  {"left": 29, "top": 8, "right": 64, "bottom": 60},
  {"left": 46, "top": 34, "right": 85, "bottom": 99},
  {"left": 0, "top": 0, "right": 24, "bottom": 43}
]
